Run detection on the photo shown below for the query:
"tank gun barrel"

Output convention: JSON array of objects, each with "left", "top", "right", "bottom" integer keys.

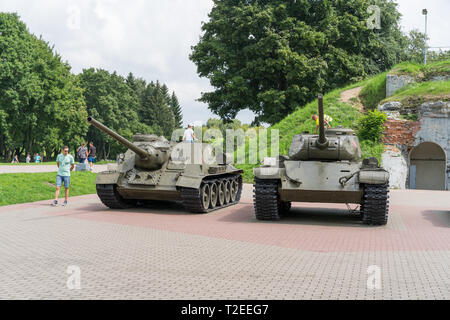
[
  {"left": 316, "top": 94, "right": 329, "bottom": 149},
  {"left": 87, "top": 117, "right": 150, "bottom": 159}
]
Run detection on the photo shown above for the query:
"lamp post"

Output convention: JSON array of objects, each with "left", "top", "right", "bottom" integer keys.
[{"left": 422, "top": 9, "right": 428, "bottom": 65}]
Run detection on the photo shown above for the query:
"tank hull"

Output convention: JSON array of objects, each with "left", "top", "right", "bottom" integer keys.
[{"left": 279, "top": 160, "right": 362, "bottom": 204}]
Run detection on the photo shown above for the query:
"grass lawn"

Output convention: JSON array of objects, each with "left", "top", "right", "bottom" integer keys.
[
  {"left": 0, "top": 160, "right": 115, "bottom": 165},
  {"left": 0, "top": 171, "right": 97, "bottom": 206},
  {"left": 0, "top": 161, "right": 57, "bottom": 166}
]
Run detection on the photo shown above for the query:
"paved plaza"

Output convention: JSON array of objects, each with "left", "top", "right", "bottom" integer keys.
[{"left": 0, "top": 185, "right": 449, "bottom": 299}]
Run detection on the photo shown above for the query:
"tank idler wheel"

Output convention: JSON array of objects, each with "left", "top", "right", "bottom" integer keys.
[
  {"left": 96, "top": 184, "right": 137, "bottom": 209},
  {"left": 209, "top": 182, "right": 218, "bottom": 209}
]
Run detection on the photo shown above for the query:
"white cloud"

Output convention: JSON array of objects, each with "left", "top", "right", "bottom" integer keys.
[{"left": 1, "top": 0, "right": 449, "bottom": 126}]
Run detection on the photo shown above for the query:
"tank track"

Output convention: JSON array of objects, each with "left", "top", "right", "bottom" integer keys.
[
  {"left": 180, "top": 174, "right": 242, "bottom": 213},
  {"left": 96, "top": 184, "right": 137, "bottom": 209},
  {"left": 361, "top": 183, "right": 390, "bottom": 225},
  {"left": 253, "top": 178, "right": 291, "bottom": 221}
]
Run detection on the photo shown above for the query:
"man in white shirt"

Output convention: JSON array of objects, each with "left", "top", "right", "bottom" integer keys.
[{"left": 183, "top": 124, "right": 196, "bottom": 143}]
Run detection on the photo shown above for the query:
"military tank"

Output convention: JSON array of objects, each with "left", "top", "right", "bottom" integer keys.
[
  {"left": 253, "top": 95, "right": 390, "bottom": 225},
  {"left": 87, "top": 117, "right": 243, "bottom": 213}
]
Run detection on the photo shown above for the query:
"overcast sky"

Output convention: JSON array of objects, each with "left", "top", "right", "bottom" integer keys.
[{"left": 1, "top": 0, "right": 449, "bottom": 126}]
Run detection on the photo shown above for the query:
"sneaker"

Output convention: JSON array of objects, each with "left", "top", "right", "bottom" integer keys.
[
  {"left": 62, "top": 201, "right": 68, "bottom": 207},
  {"left": 52, "top": 200, "right": 58, "bottom": 206}
]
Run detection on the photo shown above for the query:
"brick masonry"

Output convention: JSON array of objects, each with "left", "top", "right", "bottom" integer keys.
[{"left": 382, "top": 120, "right": 420, "bottom": 148}]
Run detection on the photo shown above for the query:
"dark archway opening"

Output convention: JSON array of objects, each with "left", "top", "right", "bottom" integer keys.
[{"left": 409, "top": 142, "right": 446, "bottom": 190}]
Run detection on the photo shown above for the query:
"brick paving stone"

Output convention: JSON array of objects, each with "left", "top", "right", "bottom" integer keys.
[{"left": 0, "top": 185, "right": 448, "bottom": 299}]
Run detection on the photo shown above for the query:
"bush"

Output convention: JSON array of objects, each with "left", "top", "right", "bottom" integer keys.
[{"left": 358, "top": 110, "right": 387, "bottom": 142}]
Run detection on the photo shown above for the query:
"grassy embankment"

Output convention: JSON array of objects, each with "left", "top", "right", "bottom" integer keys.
[{"left": 0, "top": 172, "right": 97, "bottom": 207}]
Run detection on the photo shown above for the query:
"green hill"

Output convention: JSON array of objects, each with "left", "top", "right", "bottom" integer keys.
[{"left": 236, "top": 60, "right": 450, "bottom": 182}]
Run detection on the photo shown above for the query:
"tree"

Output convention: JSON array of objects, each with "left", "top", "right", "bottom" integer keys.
[
  {"left": 405, "top": 29, "right": 428, "bottom": 63},
  {"left": 79, "top": 68, "right": 152, "bottom": 159},
  {"left": 169, "top": 92, "right": 183, "bottom": 128},
  {"left": 190, "top": 0, "right": 409, "bottom": 125},
  {"left": 0, "top": 13, "right": 88, "bottom": 161}
]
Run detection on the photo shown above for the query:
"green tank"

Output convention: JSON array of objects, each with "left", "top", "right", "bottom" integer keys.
[
  {"left": 253, "top": 95, "right": 390, "bottom": 225},
  {"left": 87, "top": 117, "right": 243, "bottom": 213}
]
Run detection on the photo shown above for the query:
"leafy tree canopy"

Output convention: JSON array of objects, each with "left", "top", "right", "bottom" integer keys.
[
  {"left": 0, "top": 13, "right": 87, "bottom": 160},
  {"left": 190, "top": 0, "right": 409, "bottom": 125}
]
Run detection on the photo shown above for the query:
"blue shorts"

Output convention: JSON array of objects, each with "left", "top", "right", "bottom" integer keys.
[
  {"left": 56, "top": 175, "right": 70, "bottom": 188},
  {"left": 79, "top": 158, "right": 86, "bottom": 163},
  {"left": 88, "top": 157, "right": 96, "bottom": 163}
]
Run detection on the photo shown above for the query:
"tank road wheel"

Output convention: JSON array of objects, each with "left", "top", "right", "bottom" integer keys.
[
  {"left": 230, "top": 179, "right": 239, "bottom": 202},
  {"left": 224, "top": 180, "right": 231, "bottom": 204},
  {"left": 180, "top": 174, "right": 242, "bottom": 213},
  {"left": 253, "top": 178, "right": 282, "bottom": 221},
  {"left": 210, "top": 183, "right": 218, "bottom": 209},
  {"left": 361, "top": 183, "right": 390, "bottom": 226},
  {"left": 201, "top": 184, "right": 211, "bottom": 211},
  {"left": 96, "top": 184, "right": 137, "bottom": 209},
  {"left": 217, "top": 181, "right": 225, "bottom": 206}
]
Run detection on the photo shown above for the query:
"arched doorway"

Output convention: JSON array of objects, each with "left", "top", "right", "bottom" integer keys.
[{"left": 409, "top": 142, "right": 446, "bottom": 190}]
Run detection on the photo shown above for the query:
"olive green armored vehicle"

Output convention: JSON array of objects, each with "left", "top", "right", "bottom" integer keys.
[
  {"left": 253, "top": 95, "right": 390, "bottom": 225},
  {"left": 87, "top": 117, "right": 242, "bottom": 213}
]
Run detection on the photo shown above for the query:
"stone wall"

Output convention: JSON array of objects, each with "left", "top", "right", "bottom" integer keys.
[
  {"left": 414, "top": 101, "right": 450, "bottom": 190},
  {"left": 386, "top": 74, "right": 415, "bottom": 97},
  {"left": 381, "top": 101, "right": 449, "bottom": 190}
]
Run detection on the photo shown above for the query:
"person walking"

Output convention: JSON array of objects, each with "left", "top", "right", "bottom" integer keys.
[
  {"left": 26, "top": 154, "right": 31, "bottom": 163},
  {"left": 77, "top": 142, "right": 88, "bottom": 164},
  {"left": 52, "top": 146, "right": 75, "bottom": 207},
  {"left": 11, "top": 154, "right": 19, "bottom": 163},
  {"left": 34, "top": 153, "right": 41, "bottom": 164},
  {"left": 88, "top": 141, "right": 96, "bottom": 170}
]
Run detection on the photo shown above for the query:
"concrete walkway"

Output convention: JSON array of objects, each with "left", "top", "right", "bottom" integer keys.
[
  {"left": 0, "top": 164, "right": 109, "bottom": 174},
  {"left": 0, "top": 185, "right": 448, "bottom": 299}
]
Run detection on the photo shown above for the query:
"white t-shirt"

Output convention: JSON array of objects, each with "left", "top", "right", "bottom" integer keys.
[{"left": 184, "top": 128, "right": 194, "bottom": 142}]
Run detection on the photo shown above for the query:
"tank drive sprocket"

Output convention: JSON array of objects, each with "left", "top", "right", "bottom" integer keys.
[
  {"left": 360, "top": 183, "right": 389, "bottom": 225},
  {"left": 180, "top": 174, "right": 242, "bottom": 213}
]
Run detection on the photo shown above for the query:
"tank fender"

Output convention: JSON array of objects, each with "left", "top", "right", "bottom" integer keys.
[
  {"left": 176, "top": 176, "right": 203, "bottom": 189},
  {"left": 96, "top": 171, "right": 121, "bottom": 185},
  {"left": 253, "top": 167, "right": 284, "bottom": 180},
  {"left": 359, "top": 170, "right": 389, "bottom": 185}
]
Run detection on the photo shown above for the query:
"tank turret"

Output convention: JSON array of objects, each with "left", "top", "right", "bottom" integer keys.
[{"left": 288, "top": 95, "right": 361, "bottom": 162}]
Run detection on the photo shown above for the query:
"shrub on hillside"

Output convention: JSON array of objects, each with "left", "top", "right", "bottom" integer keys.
[{"left": 358, "top": 110, "right": 387, "bottom": 142}]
